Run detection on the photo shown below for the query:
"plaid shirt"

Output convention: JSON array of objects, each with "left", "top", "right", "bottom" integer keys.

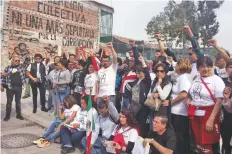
[{"left": 1, "top": 64, "right": 26, "bottom": 89}]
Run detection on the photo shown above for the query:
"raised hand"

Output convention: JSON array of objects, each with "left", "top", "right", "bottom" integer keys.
[
  {"left": 208, "top": 39, "right": 217, "bottom": 47},
  {"left": 154, "top": 34, "right": 161, "bottom": 40}
]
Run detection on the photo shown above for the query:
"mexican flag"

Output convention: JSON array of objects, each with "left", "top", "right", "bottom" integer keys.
[{"left": 86, "top": 95, "right": 95, "bottom": 154}]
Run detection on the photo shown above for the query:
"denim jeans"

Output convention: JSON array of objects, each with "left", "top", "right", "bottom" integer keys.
[
  {"left": 122, "top": 97, "right": 130, "bottom": 109},
  {"left": 56, "top": 86, "right": 70, "bottom": 104},
  {"left": 81, "top": 136, "right": 107, "bottom": 154},
  {"left": 50, "top": 89, "right": 59, "bottom": 114},
  {"left": 43, "top": 121, "right": 61, "bottom": 141},
  {"left": 47, "top": 90, "right": 53, "bottom": 109},
  {"left": 60, "top": 125, "right": 86, "bottom": 147}
]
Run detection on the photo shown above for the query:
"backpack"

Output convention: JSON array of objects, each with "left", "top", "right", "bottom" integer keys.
[{"left": 129, "top": 80, "right": 142, "bottom": 116}]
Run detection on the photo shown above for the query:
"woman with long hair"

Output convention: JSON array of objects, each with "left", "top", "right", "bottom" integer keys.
[
  {"left": 33, "top": 95, "right": 79, "bottom": 148},
  {"left": 187, "top": 56, "right": 225, "bottom": 154},
  {"left": 55, "top": 59, "right": 71, "bottom": 104},
  {"left": 104, "top": 109, "right": 139, "bottom": 154}
]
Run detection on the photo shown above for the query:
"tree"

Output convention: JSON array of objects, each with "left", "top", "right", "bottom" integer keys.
[
  {"left": 197, "top": 0, "right": 224, "bottom": 47},
  {"left": 146, "top": 0, "right": 224, "bottom": 48},
  {"left": 146, "top": 0, "right": 199, "bottom": 48}
]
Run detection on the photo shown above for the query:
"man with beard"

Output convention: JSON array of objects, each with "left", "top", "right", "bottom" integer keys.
[
  {"left": 95, "top": 42, "right": 118, "bottom": 105},
  {"left": 1, "top": 56, "right": 26, "bottom": 121}
]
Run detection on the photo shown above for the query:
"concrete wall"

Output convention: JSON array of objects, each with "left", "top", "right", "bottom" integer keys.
[{"left": 1, "top": 1, "right": 101, "bottom": 68}]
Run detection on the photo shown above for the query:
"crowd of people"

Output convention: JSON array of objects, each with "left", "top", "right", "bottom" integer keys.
[{"left": 1, "top": 25, "right": 232, "bottom": 154}]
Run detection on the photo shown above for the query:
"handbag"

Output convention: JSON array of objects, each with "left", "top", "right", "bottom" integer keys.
[
  {"left": 57, "top": 71, "right": 68, "bottom": 93},
  {"left": 144, "top": 96, "right": 162, "bottom": 111}
]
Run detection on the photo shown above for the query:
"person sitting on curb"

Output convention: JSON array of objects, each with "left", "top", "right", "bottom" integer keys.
[
  {"left": 32, "top": 95, "right": 79, "bottom": 148},
  {"left": 81, "top": 96, "right": 119, "bottom": 154},
  {"left": 60, "top": 96, "right": 98, "bottom": 154}
]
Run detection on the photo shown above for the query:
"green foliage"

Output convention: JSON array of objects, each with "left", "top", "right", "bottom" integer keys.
[{"left": 146, "top": 0, "right": 224, "bottom": 48}]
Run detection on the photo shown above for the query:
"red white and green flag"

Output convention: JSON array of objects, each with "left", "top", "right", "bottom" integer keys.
[{"left": 86, "top": 95, "right": 95, "bottom": 154}]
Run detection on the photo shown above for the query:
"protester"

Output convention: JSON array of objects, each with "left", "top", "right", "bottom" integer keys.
[
  {"left": 60, "top": 96, "right": 98, "bottom": 154},
  {"left": 144, "top": 115, "right": 176, "bottom": 154},
  {"left": 104, "top": 109, "right": 139, "bottom": 154},
  {"left": 221, "top": 60, "right": 232, "bottom": 154},
  {"left": 170, "top": 59, "right": 192, "bottom": 154},
  {"left": 33, "top": 95, "right": 79, "bottom": 148},
  {"left": 68, "top": 54, "right": 77, "bottom": 72},
  {"left": 71, "top": 60, "right": 87, "bottom": 105},
  {"left": 148, "top": 62, "right": 172, "bottom": 130},
  {"left": 1, "top": 56, "right": 26, "bottom": 121},
  {"left": 130, "top": 56, "right": 151, "bottom": 137},
  {"left": 81, "top": 96, "right": 119, "bottom": 154},
  {"left": 96, "top": 42, "right": 118, "bottom": 105},
  {"left": 46, "top": 62, "right": 60, "bottom": 115},
  {"left": 187, "top": 56, "right": 225, "bottom": 154},
  {"left": 26, "top": 54, "right": 48, "bottom": 113},
  {"left": 55, "top": 59, "right": 71, "bottom": 105}
]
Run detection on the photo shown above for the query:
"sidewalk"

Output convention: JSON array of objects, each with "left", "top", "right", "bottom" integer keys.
[{"left": 1, "top": 93, "right": 55, "bottom": 129}]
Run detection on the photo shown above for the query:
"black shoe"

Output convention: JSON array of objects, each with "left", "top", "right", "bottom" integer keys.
[
  {"left": 3, "top": 116, "right": 10, "bottom": 121},
  {"left": 33, "top": 108, "right": 37, "bottom": 113},
  {"left": 61, "top": 147, "right": 75, "bottom": 154},
  {"left": 16, "top": 115, "right": 24, "bottom": 120},
  {"left": 41, "top": 108, "right": 48, "bottom": 112}
]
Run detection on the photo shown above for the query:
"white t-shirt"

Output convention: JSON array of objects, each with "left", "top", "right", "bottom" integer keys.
[
  {"left": 112, "top": 125, "right": 138, "bottom": 145},
  {"left": 85, "top": 72, "right": 98, "bottom": 95},
  {"left": 64, "top": 104, "right": 80, "bottom": 118},
  {"left": 190, "top": 62, "right": 199, "bottom": 79},
  {"left": 189, "top": 75, "right": 225, "bottom": 116},
  {"left": 171, "top": 73, "right": 193, "bottom": 116},
  {"left": 215, "top": 68, "right": 228, "bottom": 78},
  {"left": 97, "top": 65, "right": 117, "bottom": 97}
]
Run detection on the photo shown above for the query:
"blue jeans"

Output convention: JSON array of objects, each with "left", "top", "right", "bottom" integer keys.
[
  {"left": 56, "top": 87, "right": 70, "bottom": 104},
  {"left": 81, "top": 136, "right": 107, "bottom": 154},
  {"left": 60, "top": 125, "right": 86, "bottom": 147},
  {"left": 122, "top": 97, "right": 130, "bottom": 109},
  {"left": 43, "top": 121, "right": 61, "bottom": 141}
]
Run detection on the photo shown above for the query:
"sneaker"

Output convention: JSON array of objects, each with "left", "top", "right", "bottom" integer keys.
[
  {"left": 37, "top": 139, "right": 51, "bottom": 148},
  {"left": 61, "top": 147, "right": 75, "bottom": 154},
  {"left": 33, "top": 137, "right": 45, "bottom": 144},
  {"left": 3, "top": 116, "right": 10, "bottom": 121},
  {"left": 16, "top": 115, "right": 24, "bottom": 120}
]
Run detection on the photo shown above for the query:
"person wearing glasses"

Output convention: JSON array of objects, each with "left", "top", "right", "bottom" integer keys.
[
  {"left": 148, "top": 63, "right": 172, "bottom": 131},
  {"left": 26, "top": 54, "right": 48, "bottom": 113},
  {"left": 1, "top": 55, "right": 26, "bottom": 121},
  {"left": 95, "top": 42, "right": 118, "bottom": 105},
  {"left": 81, "top": 96, "right": 119, "bottom": 154},
  {"left": 130, "top": 56, "right": 151, "bottom": 137}
]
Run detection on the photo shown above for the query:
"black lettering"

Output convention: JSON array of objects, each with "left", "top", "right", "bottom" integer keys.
[
  {"left": 51, "top": 35, "right": 56, "bottom": 40},
  {"left": 82, "top": 28, "right": 86, "bottom": 37},
  {"left": 46, "top": 20, "right": 54, "bottom": 33},
  {"left": 75, "top": 13, "right": 80, "bottom": 22},
  {"left": 39, "top": 32, "right": 43, "bottom": 39},
  {"left": 37, "top": 2, "right": 43, "bottom": 13},
  {"left": 31, "top": 16, "right": 38, "bottom": 29},
  {"left": 78, "top": 2, "right": 83, "bottom": 12},
  {"left": 25, "top": 14, "right": 31, "bottom": 27},
  {"left": 62, "top": 37, "right": 68, "bottom": 46},
  {"left": 44, "top": 4, "right": 49, "bottom": 15},
  {"left": 38, "top": 18, "right": 43, "bottom": 29},
  {"left": 81, "top": 15, "right": 85, "bottom": 24},
  {"left": 55, "top": 7, "right": 60, "bottom": 17},
  {"left": 61, "top": 9, "right": 67, "bottom": 19},
  {"left": 79, "top": 27, "right": 82, "bottom": 37},
  {"left": 58, "top": 23, "right": 63, "bottom": 34},
  {"left": 64, "top": 1, "right": 69, "bottom": 9},
  {"left": 65, "top": 24, "right": 69, "bottom": 35},
  {"left": 12, "top": 11, "right": 22, "bottom": 26}
]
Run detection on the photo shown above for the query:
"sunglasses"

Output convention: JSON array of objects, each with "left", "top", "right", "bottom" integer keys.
[{"left": 156, "top": 70, "right": 165, "bottom": 73}]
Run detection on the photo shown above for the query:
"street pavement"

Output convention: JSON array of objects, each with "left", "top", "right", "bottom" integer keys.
[{"left": 1, "top": 91, "right": 82, "bottom": 154}]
